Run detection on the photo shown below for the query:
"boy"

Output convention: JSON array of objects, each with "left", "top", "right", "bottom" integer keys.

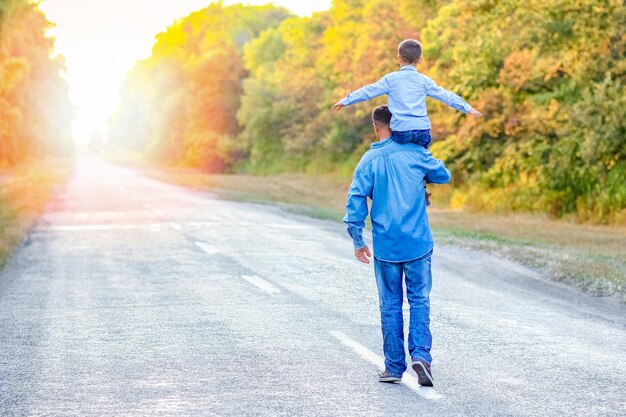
[{"left": 332, "top": 39, "right": 482, "bottom": 205}]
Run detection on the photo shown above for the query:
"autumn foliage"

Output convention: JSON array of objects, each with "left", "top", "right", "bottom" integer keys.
[
  {"left": 109, "top": 0, "right": 625, "bottom": 223},
  {"left": 108, "top": 3, "right": 289, "bottom": 172},
  {"left": 0, "top": 0, "right": 73, "bottom": 167}
]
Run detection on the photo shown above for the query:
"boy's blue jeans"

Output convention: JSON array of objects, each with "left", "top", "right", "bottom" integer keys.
[
  {"left": 373, "top": 250, "right": 433, "bottom": 377},
  {"left": 391, "top": 129, "right": 432, "bottom": 148}
]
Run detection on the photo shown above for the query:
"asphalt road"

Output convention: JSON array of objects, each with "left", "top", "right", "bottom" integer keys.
[{"left": 1, "top": 157, "right": 624, "bottom": 417}]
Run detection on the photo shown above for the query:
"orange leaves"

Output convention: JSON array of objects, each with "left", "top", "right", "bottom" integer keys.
[
  {"left": 498, "top": 49, "right": 569, "bottom": 94},
  {"left": 498, "top": 49, "right": 535, "bottom": 92},
  {"left": 455, "top": 89, "right": 510, "bottom": 143}
]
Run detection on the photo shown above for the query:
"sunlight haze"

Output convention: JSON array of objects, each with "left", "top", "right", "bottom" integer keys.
[{"left": 39, "top": 0, "right": 332, "bottom": 144}]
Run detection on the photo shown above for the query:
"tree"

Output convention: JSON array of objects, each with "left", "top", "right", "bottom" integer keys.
[
  {"left": 109, "top": 3, "right": 289, "bottom": 172},
  {"left": 0, "top": 0, "right": 73, "bottom": 166},
  {"left": 112, "top": 0, "right": 625, "bottom": 222}
]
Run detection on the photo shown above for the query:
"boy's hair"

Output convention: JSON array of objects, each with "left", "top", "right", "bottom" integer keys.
[
  {"left": 372, "top": 105, "right": 392, "bottom": 126},
  {"left": 398, "top": 39, "right": 422, "bottom": 64}
]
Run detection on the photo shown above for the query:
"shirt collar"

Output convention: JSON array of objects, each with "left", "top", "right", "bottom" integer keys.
[
  {"left": 400, "top": 65, "right": 417, "bottom": 71},
  {"left": 370, "top": 137, "right": 392, "bottom": 149}
]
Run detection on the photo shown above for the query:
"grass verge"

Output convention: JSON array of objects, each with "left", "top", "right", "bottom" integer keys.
[
  {"left": 0, "top": 158, "right": 73, "bottom": 269},
  {"left": 119, "top": 158, "right": 625, "bottom": 301}
]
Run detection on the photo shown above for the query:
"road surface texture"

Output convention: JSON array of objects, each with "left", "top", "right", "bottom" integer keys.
[{"left": 1, "top": 158, "right": 624, "bottom": 417}]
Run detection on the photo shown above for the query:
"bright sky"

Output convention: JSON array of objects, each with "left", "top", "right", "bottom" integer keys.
[{"left": 39, "top": 0, "right": 332, "bottom": 144}]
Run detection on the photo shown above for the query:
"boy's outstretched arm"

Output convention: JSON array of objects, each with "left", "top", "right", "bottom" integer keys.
[
  {"left": 332, "top": 76, "right": 390, "bottom": 111},
  {"left": 426, "top": 76, "right": 482, "bottom": 118}
]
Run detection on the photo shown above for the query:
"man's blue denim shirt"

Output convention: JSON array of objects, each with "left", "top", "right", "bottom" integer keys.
[
  {"left": 344, "top": 137, "right": 451, "bottom": 263},
  {"left": 340, "top": 65, "right": 472, "bottom": 132}
]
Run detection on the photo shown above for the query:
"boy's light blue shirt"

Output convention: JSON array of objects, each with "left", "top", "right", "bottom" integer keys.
[
  {"left": 344, "top": 137, "right": 451, "bottom": 263},
  {"left": 340, "top": 65, "right": 472, "bottom": 131}
]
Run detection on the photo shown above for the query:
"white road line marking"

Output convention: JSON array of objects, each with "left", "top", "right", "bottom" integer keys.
[
  {"left": 152, "top": 209, "right": 165, "bottom": 217},
  {"left": 329, "top": 331, "right": 444, "bottom": 400},
  {"left": 185, "top": 222, "right": 312, "bottom": 228},
  {"left": 169, "top": 222, "right": 182, "bottom": 231},
  {"left": 241, "top": 275, "right": 281, "bottom": 296},
  {"left": 195, "top": 241, "right": 218, "bottom": 255},
  {"left": 43, "top": 224, "right": 162, "bottom": 232}
]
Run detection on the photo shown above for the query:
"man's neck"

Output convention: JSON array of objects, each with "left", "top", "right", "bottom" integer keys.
[{"left": 377, "top": 130, "right": 392, "bottom": 141}]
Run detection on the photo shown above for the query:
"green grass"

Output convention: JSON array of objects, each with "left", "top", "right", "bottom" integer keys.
[
  {"left": 111, "top": 157, "right": 626, "bottom": 301},
  {"left": 0, "top": 158, "right": 72, "bottom": 269},
  {"left": 432, "top": 227, "right": 624, "bottom": 297}
]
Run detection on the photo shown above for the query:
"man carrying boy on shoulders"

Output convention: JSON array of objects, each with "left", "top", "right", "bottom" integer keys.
[{"left": 344, "top": 105, "right": 451, "bottom": 386}]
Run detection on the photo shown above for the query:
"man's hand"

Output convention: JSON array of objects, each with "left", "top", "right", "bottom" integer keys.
[
  {"left": 355, "top": 245, "right": 372, "bottom": 264},
  {"left": 468, "top": 108, "right": 483, "bottom": 118},
  {"left": 331, "top": 101, "right": 345, "bottom": 111}
]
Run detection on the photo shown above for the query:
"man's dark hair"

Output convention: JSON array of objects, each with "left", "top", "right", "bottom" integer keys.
[
  {"left": 372, "top": 105, "right": 392, "bottom": 126},
  {"left": 398, "top": 39, "right": 422, "bottom": 64}
]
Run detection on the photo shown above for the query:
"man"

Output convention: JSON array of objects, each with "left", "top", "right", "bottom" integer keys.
[{"left": 344, "top": 105, "right": 451, "bottom": 386}]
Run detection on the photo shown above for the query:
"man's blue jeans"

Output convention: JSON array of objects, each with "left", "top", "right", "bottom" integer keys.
[{"left": 373, "top": 250, "right": 433, "bottom": 377}]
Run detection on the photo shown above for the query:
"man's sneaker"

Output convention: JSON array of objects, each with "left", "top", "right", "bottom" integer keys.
[
  {"left": 378, "top": 370, "right": 402, "bottom": 383},
  {"left": 425, "top": 188, "right": 432, "bottom": 207},
  {"left": 411, "top": 359, "right": 434, "bottom": 387}
]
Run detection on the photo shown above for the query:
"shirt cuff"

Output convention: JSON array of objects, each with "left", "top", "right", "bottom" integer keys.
[
  {"left": 352, "top": 235, "right": 366, "bottom": 250},
  {"left": 347, "top": 224, "right": 366, "bottom": 249},
  {"left": 340, "top": 97, "right": 351, "bottom": 106},
  {"left": 462, "top": 102, "right": 472, "bottom": 113}
]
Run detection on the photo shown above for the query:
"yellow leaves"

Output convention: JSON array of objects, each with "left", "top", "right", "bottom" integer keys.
[
  {"left": 520, "top": 99, "right": 567, "bottom": 140},
  {"left": 152, "top": 24, "right": 190, "bottom": 61},
  {"left": 449, "top": 189, "right": 468, "bottom": 210},
  {"left": 546, "top": 99, "right": 561, "bottom": 119},
  {"left": 542, "top": 59, "right": 563, "bottom": 83},
  {"left": 0, "top": 57, "right": 29, "bottom": 95}
]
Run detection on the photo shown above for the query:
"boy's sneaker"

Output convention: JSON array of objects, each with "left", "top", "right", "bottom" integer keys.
[
  {"left": 378, "top": 370, "right": 402, "bottom": 383},
  {"left": 411, "top": 359, "right": 434, "bottom": 386},
  {"left": 425, "top": 188, "right": 432, "bottom": 207}
]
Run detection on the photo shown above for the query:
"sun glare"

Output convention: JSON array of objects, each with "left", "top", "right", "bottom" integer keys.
[{"left": 38, "top": 0, "right": 331, "bottom": 145}]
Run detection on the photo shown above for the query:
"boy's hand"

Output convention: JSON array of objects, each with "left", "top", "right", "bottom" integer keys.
[
  {"left": 468, "top": 108, "right": 483, "bottom": 118},
  {"left": 331, "top": 101, "right": 345, "bottom": 111},
  {"left": 355, "top": 245, "right": 372, "bottom": 264}
]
